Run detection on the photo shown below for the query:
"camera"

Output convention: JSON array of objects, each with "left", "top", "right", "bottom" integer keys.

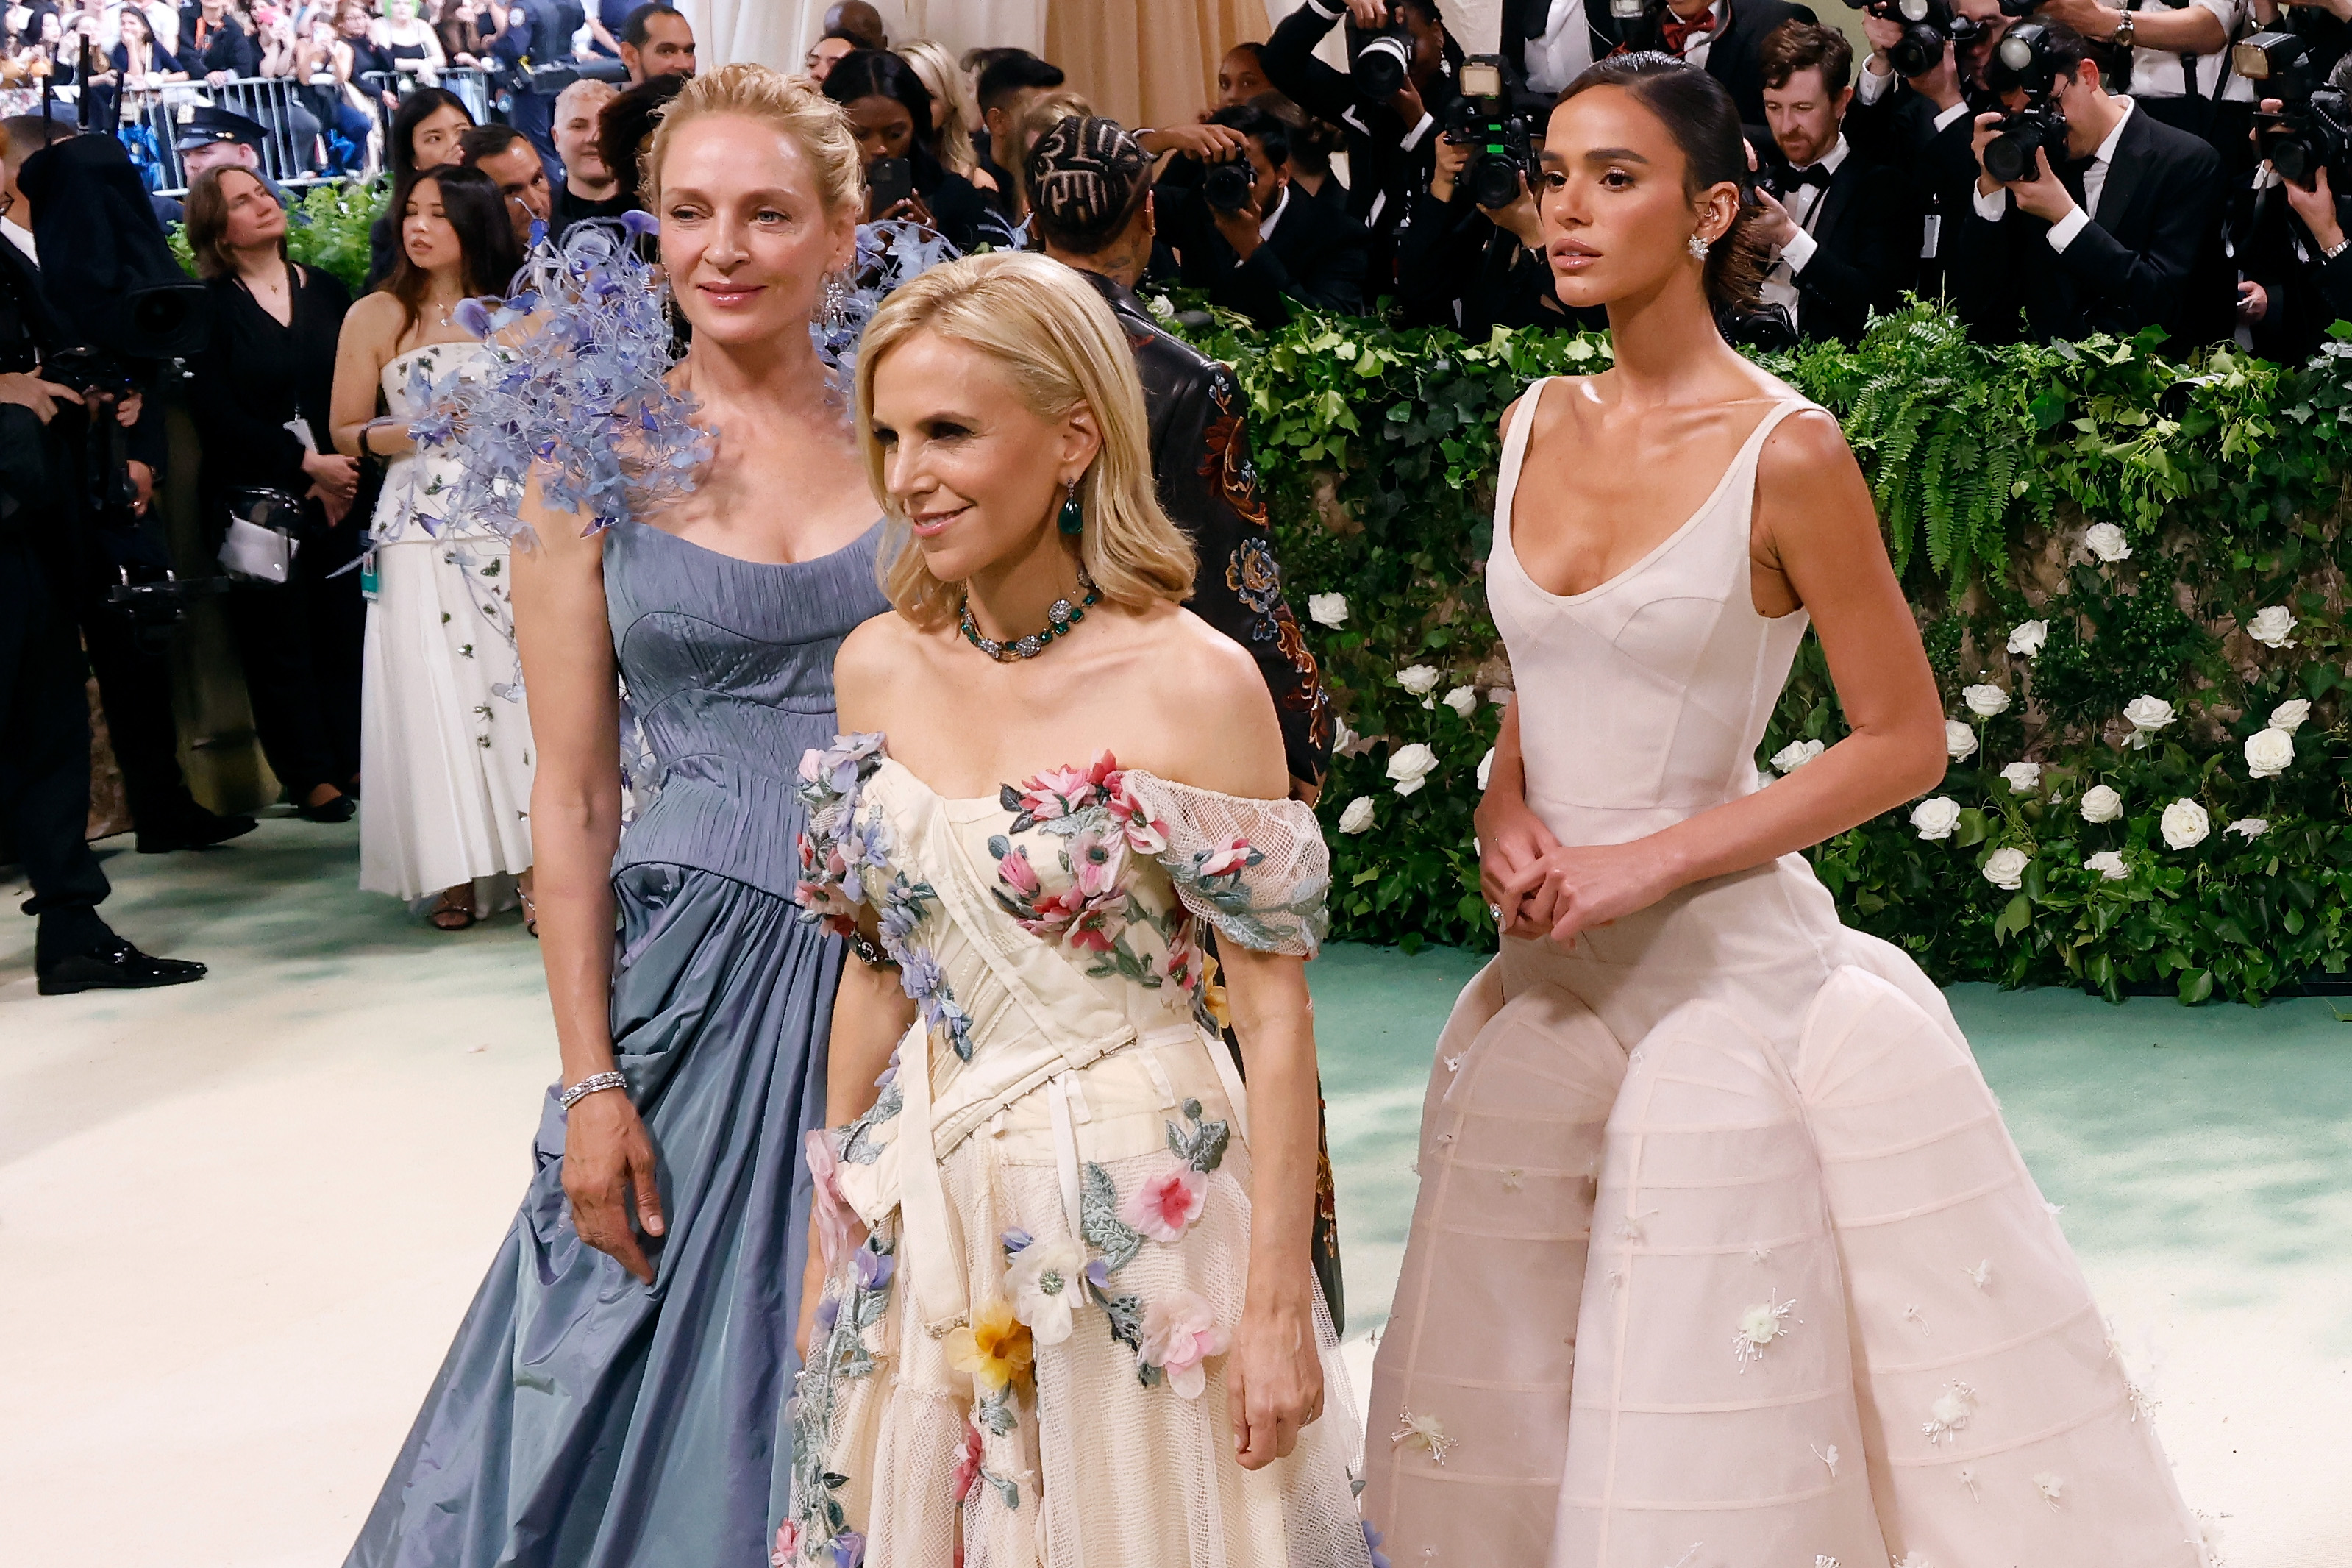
[
  {"left": 1995, "top": 0, "right": 2046, "bottom": 18},
  {"left": 2239, "top": 29, "right": 2352, "bottom": 190},
  {"left": 1842, "top": 0, "right": 1982, "bottom": 79},
  {"left": 1446, "top": 57, "right": 1535, "bottom": 210},
  {"left": 1352, "top": 2, "right": 1414, "bottom": 100},
  {"left": 1204, "top": 157, "right": 1257, "bottom": 213},
  {"left": 1981, "top": 22, "right": 2070, "bottom": 184}
]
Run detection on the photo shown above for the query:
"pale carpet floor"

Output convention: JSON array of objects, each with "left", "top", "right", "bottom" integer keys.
[{"left": 4, "top": 818, "right": 2346, "bottom": 1567}]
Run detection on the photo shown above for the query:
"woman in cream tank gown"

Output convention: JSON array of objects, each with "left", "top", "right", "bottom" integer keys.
[{"left": 1362, "top": 54, "right": 2203, "bottom": 1568}]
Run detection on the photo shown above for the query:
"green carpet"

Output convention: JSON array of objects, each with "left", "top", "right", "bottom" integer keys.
[{"left": 1309, "top": 943, "right": 2352, "bottom": 1344}]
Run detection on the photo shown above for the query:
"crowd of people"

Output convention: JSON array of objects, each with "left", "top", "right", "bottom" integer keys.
[{"left": 0, "top": 4, "right": 2273, "bottom": 1567}]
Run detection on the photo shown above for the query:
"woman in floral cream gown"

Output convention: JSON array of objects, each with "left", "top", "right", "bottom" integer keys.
[{"left": 781, "top": 251, "right": 1372, "bottom": 1568}]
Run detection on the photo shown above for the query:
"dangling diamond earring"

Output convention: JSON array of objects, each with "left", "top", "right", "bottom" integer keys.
[
  {"left": 1688, "top": 232, "right": 1712, "bottom": 260},
  {"left": 816, "top": 269, "right": 851, "bottom": 333},
  {"left": 1057, "top": 478, "right": 1085, "bottom": 536}
]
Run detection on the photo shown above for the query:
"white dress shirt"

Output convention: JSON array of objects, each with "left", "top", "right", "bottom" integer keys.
[
  {"left": 1525, "top": 0, "right": 1598, "bottom": 95},
  {"left": 1, "top": 216, "right": 35, "bottom": 266},
  {"left": 1973, "top": 96, "right": 2135, "bottom": 254},
  {"left": 1257, "top": 183, "right": 1291, "bottom": 243},
  {"left": 2125, "top": 0, "right": 2237, "bottom": 101},
  {"left": 1675, "top": 0, "right": 1724, "bottom": 71},
  {"left": 1761, "top": 135, "right": 1849, "bottom": 324}
]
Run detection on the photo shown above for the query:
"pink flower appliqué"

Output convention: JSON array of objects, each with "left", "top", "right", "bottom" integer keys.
[
  {"left": 805, "top": 1130, "right": 853, "bottom": 1268},
  {"left": 1138, "top": 1289, "right": 1230, "bottom": 1400},
  {"left": 771, "top": 1521, "right": 801, "bottom": 1567},
  {"left": 1121, "top": 1161, "right": 1208, "bottom": 1243},
  {"left": 1104, "top": 778, "right": 1169, "bottom": 855},
  {"left": 952, "top": 1414, "right": 985, "bottom": 1504},
  {"left": 996, "top": 844, "right": 1041, "bottom": 897},
  {"left": 1198, "top": 837, "right": 1255, "bottom": 878}
]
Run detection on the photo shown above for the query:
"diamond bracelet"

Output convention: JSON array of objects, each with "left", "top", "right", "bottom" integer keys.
[{"left": 559, "top": 1070, "right": 628, "bottom": 1110}]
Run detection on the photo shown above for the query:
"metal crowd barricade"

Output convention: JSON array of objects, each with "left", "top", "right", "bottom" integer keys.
[{"left": 137, "top": 76, "right": 330, "bottom": 198}]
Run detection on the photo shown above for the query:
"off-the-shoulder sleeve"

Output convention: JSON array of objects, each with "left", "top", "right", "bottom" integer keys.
[
  {"left": 1121, "top": 771, "right": 1330, "bottom": 958},
  {"left": 793, "top": 733, "right": 888, "bottom": 933}
]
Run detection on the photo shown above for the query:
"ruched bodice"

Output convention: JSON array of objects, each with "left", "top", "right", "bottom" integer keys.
[
  {"left": 605, "top": 519, "right": 888, "bottom": 898},
  {"left": 1489, "top": 382, "right": 1813, "bottom": 846}
]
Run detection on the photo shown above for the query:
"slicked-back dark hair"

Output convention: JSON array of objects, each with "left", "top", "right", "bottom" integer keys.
[
  {"left": 973, "top": 49, "right": 1065, "bottom": 115},
  {"left": 621, "top": 2, "right": 684, "bottom": 49},
  {"left": 822, "top": 47, "right": 933, "bottom": 135},
  {"left": 1556, "top": 52, "right": 1766, "bottom": 313}
]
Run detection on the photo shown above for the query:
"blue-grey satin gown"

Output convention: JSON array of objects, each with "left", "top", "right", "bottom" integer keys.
[{"left": 346, "top": 518, "right": 888, "bottom": 1568}]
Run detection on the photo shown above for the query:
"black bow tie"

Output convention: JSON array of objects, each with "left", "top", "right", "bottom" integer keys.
[{"left": 1781, "top": 163, "right": 1833, "bottom": 190}]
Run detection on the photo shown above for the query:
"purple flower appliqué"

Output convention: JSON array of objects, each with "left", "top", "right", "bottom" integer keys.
[
  {"left": 853, "top": 1249, "right": 896, "bottom": 1291},
  {"left": 830, "top": 1530, "right": 866, "bottom": 1568}
]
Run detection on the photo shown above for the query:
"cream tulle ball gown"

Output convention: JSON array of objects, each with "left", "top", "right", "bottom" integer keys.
[{"left": 1363, "top": 383, "right": 2203, "bottom": 1568}]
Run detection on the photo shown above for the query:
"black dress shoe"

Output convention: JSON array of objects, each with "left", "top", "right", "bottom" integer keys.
[
  {"left": 294, "top": 793, "right": 357, "bottom": 824},
  {"left": 37, "top": 938, "right": 208, "bottom": 994},
  {"left": 135, "top": 809, "right": 260, "bottom": 854}
]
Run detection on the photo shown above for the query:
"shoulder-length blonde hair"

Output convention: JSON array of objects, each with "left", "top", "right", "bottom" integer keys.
[
  {"left": 896, "top": 38, "right": 980, "bottom": 179},
  {"left": 854, "top": 251, "right": 1195, "bottom": 627}
]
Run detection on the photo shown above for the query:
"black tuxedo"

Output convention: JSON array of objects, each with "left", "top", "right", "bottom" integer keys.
[
  {"left": 1497, "top": 0, "right": 1817, "bottom": 127},
  {"left": 1844, "top": 78, "right": 1980, "bottom": 295},
  {"left": 1262, "top": 0, "right": 1461, "bottom": 244},
  {"left": 1174, "top": 181, "right": 1370, "bottom": 329},
  {"left": 1952, "top": 101, "right": 2230, "bottom": 346},
  {"left": 1771, "top": 148, "right": 1920, "bottom": 343}
]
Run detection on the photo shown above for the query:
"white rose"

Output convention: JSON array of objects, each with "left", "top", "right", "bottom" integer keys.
[
  {"left": 2123, "top": 695, "right": 2175, "bottom": 735},
  {"left": 1147, "top": 292, "right": 1176, "bottom": 321},
  {"left": 1475, "top": 747, "right": 1496, "bottom": 791},
  {"left": 1442, "top": 685, "right": 1480, "bottom": 719},
  {"left": 2245, "top": 727, "right": 2294, "bottom": 780},
  {"left": 1306, "top": 592, "right": 1348, "bottom": 629},
  {"left": 2084, "top": 522, "right": 2132, "bottom": 563},
  {"left": 2159, "top": 798, "right": 2210, "bottom": 850},
  {"left": 1396, "top": 665, "right": 1442, "bottom": 707},
  {"left": 1772, "top": 738, "right": 1826, "bottom": 774},
  {"left": 1982, "top": 847, "right": 2028, "bottom": 891},
  {"left": 1963, "top": 683, "right": 2011, "bottom": 717},
  {"left": 2225, "top": 817, "right": 2269, "bottom": 840},
  {"left": 2083, "top": 849, "right": 2129, "bottom": 881},
  {"left": 1386, "top": 741, "right": 1439, "bottom": 796},
  {"left": 2007, "top": 619, "right": 2049, "bottom": 658},
  {"left": 1332, "top": 716, "right": 1355, "bottom": 751},
  {"left": 2269, "top": 698, "right": 2310, "bottom": 734},
  {"left": 2078, "top": 783, "right": 2123, "bottom": 823},
  {"left": 1336, "top": 795, "right": 1376, "bottom": 834},
  {"left": 1945, "top": 720, "right": 1979, "bottom": 761},
  {"left": 2245, "top": 606, "right": 2296, "bottom": 649},
  {"left": 2000, "top": 761, "right": 2042, "bottom": 793},
  {"left": 1910, "top": 796, "right": 1962, "bottom": 841}
]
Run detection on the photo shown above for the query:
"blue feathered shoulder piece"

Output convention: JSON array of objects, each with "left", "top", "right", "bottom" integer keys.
[{"left": 410, "top": 214, "right": 960, "bottom": 542}]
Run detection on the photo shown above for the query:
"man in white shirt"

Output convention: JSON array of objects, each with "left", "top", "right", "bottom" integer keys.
[
  {"left": 2036, "top": 0, "right": 2243, "bottom": 140},
  {"left": 1952, "top": 19, "right": 2230, "bottom": 341}
]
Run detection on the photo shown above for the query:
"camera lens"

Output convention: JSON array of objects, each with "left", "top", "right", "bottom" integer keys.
[
  {"left": 1355, "top": 36, "right": 1409, "bottom": 99},
  {"left": 1471, "top": 154, "right": 1522, "bottom": 210},
  {"left": 1203, "top": 160, "right": 1255, "bottom": 214}
]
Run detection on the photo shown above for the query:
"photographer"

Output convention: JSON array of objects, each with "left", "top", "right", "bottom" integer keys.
[
  {"left": 2233, "top": 49, "right": 2352, "bottom": 357},
  {"left": 0, "top": 122, "right": 210, "bottom": 994},
  {"left": 1952, "top": 20, "right": 2234, "bottom": 341},
  {"left": 1396, "top": 56, "right": 1604, "bottom": 333},
  {"left": 1846, "top": 1, "right": 1986, "bottom": 288},
  {"left": 1169, "top": 101, "right": 1370, "bottom": 329},
  {"left": 2036, "top": 0, "right": 2242, "bottom": 149},
  {"left": 1755, "top": 21, "right": 1920, "bottom": 340},
  {"left": 1500, "top": 0, "right": 1822, "bottom": 126},
  {"left": 1261, "top": 0, "right": 1464, "bottom": 267}
]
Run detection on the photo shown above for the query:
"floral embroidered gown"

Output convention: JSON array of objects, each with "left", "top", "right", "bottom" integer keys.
[{"left": 784, "top": 737, "right": 1373, "bottom": 1568}]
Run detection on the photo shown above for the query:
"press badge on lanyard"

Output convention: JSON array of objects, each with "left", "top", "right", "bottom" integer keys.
[{"left": 360, "top": 549, "right": 379, "bottom": 601}]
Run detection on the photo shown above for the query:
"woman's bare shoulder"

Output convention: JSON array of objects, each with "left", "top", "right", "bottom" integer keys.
[{"left": 1133, "top": 607, "right": 1285, "bottom": 798}]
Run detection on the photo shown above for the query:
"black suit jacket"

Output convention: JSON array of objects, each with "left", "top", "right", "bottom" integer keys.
[
  {"left": 1075, "top": 271, "right": 1333, "bottom": 791},
  {"left": 1844, "top": 80, "right": 1980, "bottom": 296},
  {"left": 1261, "top": 0, "right": 1460, "bottom": 240},
  {"left": 1175, "top": 181, "right": 1369, "bottom": 330},
  {"left": 1952, "top": 102, "right": 2228, "bottom": 346},
  {"left": 1499, "top": 0, "right": 1817, "bottom": 127},
  {"left": 1777, "top": 150, "right": 1920, "bottom": 343}
]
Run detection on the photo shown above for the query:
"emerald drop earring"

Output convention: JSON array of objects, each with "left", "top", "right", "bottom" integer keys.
[{"left": 1058, "top": 479, "right": 1085, "bottom": 536}]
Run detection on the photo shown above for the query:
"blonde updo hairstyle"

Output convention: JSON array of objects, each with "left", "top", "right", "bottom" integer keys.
[
  {"left": 854, "top": 252, "right": 1197, "bottom": 628},
  {"left": 640, "top": 61, "right": 863, "bottom": 216}
]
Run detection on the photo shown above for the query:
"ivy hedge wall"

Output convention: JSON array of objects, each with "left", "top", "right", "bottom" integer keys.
[{"left": 1169, "top": 301, "right": 2352, "bottom": 1005}]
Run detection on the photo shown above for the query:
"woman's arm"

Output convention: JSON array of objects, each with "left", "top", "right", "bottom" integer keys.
[
  {"left": 327, "top": 296, "right": 413, "bottom": 458},
  {"left": 1216, "top": 942, "right": 1325, "bottom": 1471},
  {"left": 510, "top": 477, "right": 669, "bottom": 1282},
  {"left": 1526, "top": 409, "right": 1947, "bottom": 942},
  {"left": 1473, "top": 697, "right": 1563, "bottom": 935},
  {"left": 794, "top": 952, "right": 913, "bottom": 1357}
]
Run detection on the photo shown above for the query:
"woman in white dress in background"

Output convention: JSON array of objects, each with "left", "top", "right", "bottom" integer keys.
[
  {"left": 332, "top": 163, "right": 534, "bottom": 931},
  {"left": 1363, "top": 55, "right": 2203, "bottom": 1568}
]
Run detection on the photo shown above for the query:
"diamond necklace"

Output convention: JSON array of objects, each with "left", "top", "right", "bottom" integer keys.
[{"left": 958, "top": 572, "right": 1100, "bottom": 662}]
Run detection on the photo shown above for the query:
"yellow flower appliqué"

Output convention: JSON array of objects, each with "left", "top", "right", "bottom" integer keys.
[{"left": 947, "top": 1300, "right": 1036, "bottom": 1394}]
